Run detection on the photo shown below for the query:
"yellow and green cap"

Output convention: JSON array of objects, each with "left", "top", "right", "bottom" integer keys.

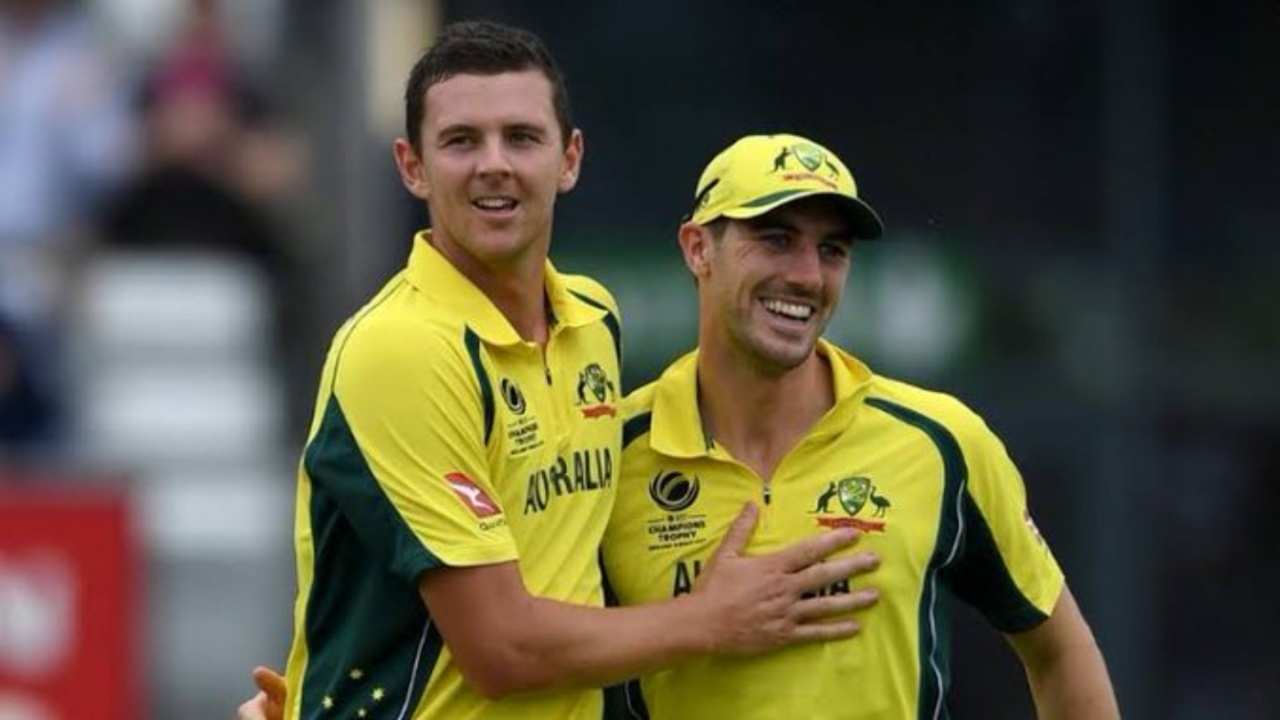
[{"left": 687, "top": 133, "right": 884, "bottom": 239}]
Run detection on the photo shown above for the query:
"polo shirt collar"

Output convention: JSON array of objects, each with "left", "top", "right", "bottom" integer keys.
[
  {"left": 404, "top": 231, "right": 606, "bottom": 345},
  {"left": 649, "top": 338, "right": 875, "bottom": 458}
]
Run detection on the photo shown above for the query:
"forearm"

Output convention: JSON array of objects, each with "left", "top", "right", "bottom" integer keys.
[
  {"left": 1025, "top": 640, "right": 1118, "bottom": 720},
  {"left": 480, "top": 593, "right": 713, "bottom": 696},
  {"left": 1011, "top": 588, "right": 1119, "bottom": 720},
  {"left": 423, "top": 516, "right": 876, "bottom": 699},
  {"left": 421, "top": 562, "right": 722, "bottom": 698}
]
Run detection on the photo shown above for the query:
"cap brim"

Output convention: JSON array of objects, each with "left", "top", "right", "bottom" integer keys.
[{"left": 722, "top": 190, "right": 885, "bottom": 240}]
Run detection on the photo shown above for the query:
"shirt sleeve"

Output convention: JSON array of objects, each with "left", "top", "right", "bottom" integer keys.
[
  {"left": 943, "top": 414, "right": 1065, "bottom": 634},
  {"left": 309, "top": 316, "right": 519, "bottom": 584}
]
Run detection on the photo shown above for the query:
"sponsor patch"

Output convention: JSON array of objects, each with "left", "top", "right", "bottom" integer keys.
[{"left": 444, "top": 472, "right": 501, "bottom": 518}]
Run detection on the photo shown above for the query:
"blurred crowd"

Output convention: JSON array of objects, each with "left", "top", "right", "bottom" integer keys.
[{"left": 0, "top": 0, "right": 301, "bottom": 468}]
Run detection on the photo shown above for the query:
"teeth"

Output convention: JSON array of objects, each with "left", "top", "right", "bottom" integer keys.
[
  {"left": 474, "top": 197, "right": 516, "bottom": 210},
  {"left": 763, "top": 299, "right": 813, "bottom": 320}
]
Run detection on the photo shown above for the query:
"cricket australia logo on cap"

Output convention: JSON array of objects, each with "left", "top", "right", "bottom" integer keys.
[
  {"left": 771, "top": 141, "right": 842, "bottom": 188},
  {"left": 794, "top": 143, "right": 825, "bottom": 171},
  {"left": 809, "top": 475, "right": 891, "bottom": 533}
]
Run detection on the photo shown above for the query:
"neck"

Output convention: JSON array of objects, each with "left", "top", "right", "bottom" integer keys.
[
  {"left": 696, "top": 338, "right": 834, "bottom": 481},
  {"left": 431, "top": 235, "right": 550, "bottom": 344},
  {"left": 477, "top": 265, "right": 550, "bottom": 343}
]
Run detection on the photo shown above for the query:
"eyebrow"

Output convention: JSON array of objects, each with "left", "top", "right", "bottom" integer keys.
[
  {"left": 504, "top": 122, "right": 548, "bottom": 135},
  {"left": 435, "top": 121, "right": 549, "bottom": 136},
  {"left": 743, "top": 217, "right": 855, "bottom": 243},
  {"left": 743, "top": 217, "right": 796, "bottom": 232}
]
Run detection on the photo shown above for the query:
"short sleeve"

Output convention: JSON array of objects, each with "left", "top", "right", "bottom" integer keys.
[
  {"left": 943, "top": 415, "right": 1064, "bottom": 633},
  {"left": 306, "top": 316, "right": 518, "bottom": 585}
]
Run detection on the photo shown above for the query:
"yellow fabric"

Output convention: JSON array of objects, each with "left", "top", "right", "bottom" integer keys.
[
  {"left": 687, "top": 133, "right": 883, "bottom": 238},
  {"left": 603, "top": 340, "right": 1063, "bottom": 719},
  {"left": 286, "top": 233, "right": 623, "bottom": 719}
]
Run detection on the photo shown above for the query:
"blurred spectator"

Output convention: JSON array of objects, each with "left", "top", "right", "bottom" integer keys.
[
  {"left": 0, "top": 0, "right": 137, "bottom": 452},
  {"left": 102, "top": 0, "right": 300, "bottom": 267},
  {"left": 0, "top": 315, "right": 53, "bottom": 460},
  {"left": 99, "top": 0, "right": 308, "bottom": 430}
]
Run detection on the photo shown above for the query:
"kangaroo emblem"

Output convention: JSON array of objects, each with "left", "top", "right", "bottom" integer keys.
[
  {"left": 813, "top": 481, "right": 839, "bottom": 513},
  {"left": 772, "top": 146, "right": 792, "bottom": 172}
]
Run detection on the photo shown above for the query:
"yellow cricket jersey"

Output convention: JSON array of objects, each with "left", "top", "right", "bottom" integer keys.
[
  {"left": 601, "top": 340, "right": 1064, "bottom": 720},
  {"left": 285, "top": 232, "right": 623, "bottom": 720}
]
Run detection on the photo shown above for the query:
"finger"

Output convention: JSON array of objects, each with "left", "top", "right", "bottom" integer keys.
[
  {"left": 791, "top": 551, "right": 879, "bottom": 592},
  {"left": 774, "top": 529, "right": 862, "bottom": 572},
  {"left": 710, "top": 503, "right": 759, "bottom": 561},
  {"left": 792, "top": 588, "right": 880, "bottom": 623},
  {"left": 252, "top": 665, "right": 288, "bottom": 704},
  {"left": 237, "top": 692, "right": 269, "bottom": 720},
  {"left": 788, "top": 618, "right": 863, "bottom": 644}
]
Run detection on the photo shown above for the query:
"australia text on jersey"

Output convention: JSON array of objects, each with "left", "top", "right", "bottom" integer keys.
[{"left": 524, "top": 446, "right": 614, "bottom": 514}]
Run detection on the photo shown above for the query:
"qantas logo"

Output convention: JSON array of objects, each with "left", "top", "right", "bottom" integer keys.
[{"left": 445, "top": 472, "right": 501, "bottom": 518}]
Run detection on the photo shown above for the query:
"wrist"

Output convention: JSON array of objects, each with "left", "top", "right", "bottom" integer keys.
[{"left": 667, "top": 591, "right": 720, "bottom": 655}]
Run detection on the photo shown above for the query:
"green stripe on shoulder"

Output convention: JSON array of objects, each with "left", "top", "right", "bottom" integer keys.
[
  {"left": 570, "top": 289, "right": 623, "bottom": 368},
  {"left": 463, "top": 326, "right": 495, "bottom": 445},
  {"left": 948, "top": 496, "right": 1051, "bottom": 633},
  {"left": 864, "top": 397, "right": 965, "bottom": 720},
  {"left": 622, "top": 412, "right": 652, "bottom": 449},
  {"left": 300, "top": 396, "right": 444, "bottom": 717}
]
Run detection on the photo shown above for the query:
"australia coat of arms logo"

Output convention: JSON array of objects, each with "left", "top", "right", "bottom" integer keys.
[
  {"left": 811, "top": 475, "right": 891, "bottom": 533},
  {"left": 576, "top": 362, "right": 617, "bottom": 419}
]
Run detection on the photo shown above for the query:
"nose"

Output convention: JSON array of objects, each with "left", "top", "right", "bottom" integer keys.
[
  {"left": 782, "top": 243, "right": 824, "bottom": 292},
  {"left": 475, "top": 137, "right": 513, "bottom": 178}
]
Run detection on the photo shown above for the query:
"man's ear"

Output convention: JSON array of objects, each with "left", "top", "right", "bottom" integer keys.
[
  {"left": 677, "top": 222, "right": 714, "bottom": 280},
  {"left": 558, "top": 128, "right": 584, "bottom": 193},
  {"left": 393, "top": 138, "right": 430, "bottom": 200}
]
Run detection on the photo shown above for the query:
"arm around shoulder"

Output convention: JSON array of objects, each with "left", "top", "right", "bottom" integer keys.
[
  {"left": 1006, "top": 586, "right": 1120, "bottom": 720},
  {"left": 417, "top": 560, "right": 714, "bottom": 699},
  {"left": 418, "top": 504, "right": 879, "bottom": 699}
]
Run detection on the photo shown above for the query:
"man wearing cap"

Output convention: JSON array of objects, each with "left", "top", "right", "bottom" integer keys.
[{"left": 600, "top": 134, "right": 1119, "bottom": 718}]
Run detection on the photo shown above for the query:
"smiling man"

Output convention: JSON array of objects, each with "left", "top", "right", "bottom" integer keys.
[{"left": 601, "top": 134, "right": 1119, "bottom": 718}]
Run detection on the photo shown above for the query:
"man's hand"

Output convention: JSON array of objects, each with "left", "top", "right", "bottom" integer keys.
[
  {"left": 693, "top": 503, "right": 880, "bottom": 654},
  {"left": 236, "top": 666, "right": 286, "bottom": 720}
]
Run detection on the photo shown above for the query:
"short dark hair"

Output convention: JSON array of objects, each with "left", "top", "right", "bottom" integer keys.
[
  {"left": 703, "top": 217, "right": 730, "bottom": 241},
  {"left": 404, "top": 20, "right": 574, "bottom": 151}
]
